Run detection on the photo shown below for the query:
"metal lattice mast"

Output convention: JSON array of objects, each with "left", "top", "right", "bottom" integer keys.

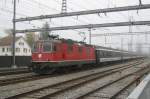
[
  {"left": 139, "top": 0, "right": 142, "bottom": 5},
  {"left": 128, "top": 15, "right": 133, "bottom": 52},
  {"left": 12, "top": 0, "right": 17, "bottom": 68},
  {"left": 61, "top": 0, "right": 67, "bottom": 13}
]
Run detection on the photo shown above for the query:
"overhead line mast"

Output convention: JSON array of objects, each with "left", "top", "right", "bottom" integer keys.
[
  {"left": 61, "top": 0, "right": 67, "bottom": 13},
  {"left": 12, "top": 0, "right": 16, "bottom": 68}
]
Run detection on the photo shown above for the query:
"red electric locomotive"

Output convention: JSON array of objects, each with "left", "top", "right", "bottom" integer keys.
[
  {"left": 31, "top": 37, "right": 96, "bottom": 74},
  {"left": 30, "top": 36, "right": 140, "bottom": 74}
]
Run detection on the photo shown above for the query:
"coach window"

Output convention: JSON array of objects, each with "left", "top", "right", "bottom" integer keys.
[
  {"left": 103, "top": 51, "right": 106, "bottom": 57},
  {"left": 100, "top": 51, "right": 103, "bottom": 57},
  {"left": 107, "top": 52, "right": 110, "bottom": 57}
]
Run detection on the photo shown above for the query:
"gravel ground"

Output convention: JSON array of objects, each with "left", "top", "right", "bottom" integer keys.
[
  {"left": 0, "top": 73, "right": 34, "bottom": 81},
  {"left": 50, "top": 61, "right": 149, "bottom": 99},
  {"left": 0, "top": 59, "right": 145, "bottom": 99},
  {"left": 84, "top": 75, "right": 136, "bottom": 99},
  {"left": 49, "top": 61, "right": 149, "bottom": 99}
]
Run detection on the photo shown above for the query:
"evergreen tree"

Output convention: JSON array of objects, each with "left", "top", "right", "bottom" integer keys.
[
  {"left": 40, "top": 22, "right": 50, "bottom": 40},
  {"left": 25, "top": 32, "right": 35, "bottom": 47}
]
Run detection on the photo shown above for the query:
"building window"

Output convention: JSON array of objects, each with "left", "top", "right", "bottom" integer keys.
[
  {"left": 7, "top": 48, "right": 9, "bottom": 52},
  {"left": 2, "top": 48, "right": 5, "bottom": 52},
  {"left": 23, "top": 48, "right": 27, "bottom": 53},
  {"left": 8, "top": 48, "right": 12, "bottom": 52},
  {"left": 16, "top": 48, "right": 20, "bottom": 52},
  {"left": 19, "top": 42, "right": 24, "bottom": 46}
]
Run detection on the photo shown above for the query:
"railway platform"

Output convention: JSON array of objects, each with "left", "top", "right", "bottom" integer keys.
[{"left": 127, "top": 73, "right": 150, "bottom": 99}]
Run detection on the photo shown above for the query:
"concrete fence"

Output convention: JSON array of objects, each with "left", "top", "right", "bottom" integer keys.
[{"left": 0, "top": 56, "right": 31, "bottom": 67}]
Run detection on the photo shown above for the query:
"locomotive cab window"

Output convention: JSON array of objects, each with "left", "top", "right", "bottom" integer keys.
[
  {"left": 32, "top": 43, "right": 36, "bottom": 52},
  {"left": 53, "top": 44, "right": 57, "bottom": 52},
  {"left": 43, "top": 41, "right": 52, "bottom": 52},
  {"left": 32, "top": 42, "right": 41, "bottom": 52}
]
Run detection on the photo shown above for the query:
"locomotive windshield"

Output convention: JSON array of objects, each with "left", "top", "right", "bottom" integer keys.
[
  {"left": 33, "top": 41, "right": 53, "bottom": 52},
  {"left": 43, "top": 41, "right": 52, "bottom": 52}
]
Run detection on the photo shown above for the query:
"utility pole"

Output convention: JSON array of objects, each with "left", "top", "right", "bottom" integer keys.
[
  {"left": 149, "top": 45, "right": 150, "bottom": 57},
  {"left": 88, "top": 28, "right": 92, "bottom": 44},
  {"left": 12, "top": 0, "right": 16, "bottom": 68},
  {"left": 61, "top": 0, "right": 67, "bottom": 13},
  {"left": 139, "top": 0, "right": 142, "bottom": 5},
  {"left": 145, "top": 32, "right": 148, "bottom": 44},
  {"left": 121, "top": 38, "right": 123, "bottom": 51},
  {"left": 105, "top": 36, "right": 107, "bottom": 47},
  {"left": 121, "top": 38, "right": 124, "bottom": 61},
  {"left": 136, "top": 43, "right": 142, "bottom": 54},
  {"left": 129, "top": 15, "right": 133, "bottom": 52}
]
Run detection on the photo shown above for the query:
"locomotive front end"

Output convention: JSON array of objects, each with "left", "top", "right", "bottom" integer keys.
[{"left": 31, "top": 40, "right": 60, "bottom": 74}]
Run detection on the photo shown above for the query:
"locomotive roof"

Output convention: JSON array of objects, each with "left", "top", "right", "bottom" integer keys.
[
  {"left": 37, "top": 39, "right": 93, "bottom": 47},
  {"left": 36, "top": 39, "right": 61, "bottom": 43}
]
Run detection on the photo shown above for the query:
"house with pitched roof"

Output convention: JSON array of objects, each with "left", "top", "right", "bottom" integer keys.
[{"left": 0, "top": 36, "right": 31, "bottom": 56}]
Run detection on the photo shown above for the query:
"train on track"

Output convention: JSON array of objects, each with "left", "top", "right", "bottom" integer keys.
[{"left": 30, "top": 36, "right": 141, "bottom": 74}]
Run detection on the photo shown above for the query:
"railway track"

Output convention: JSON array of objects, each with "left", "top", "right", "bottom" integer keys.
[
  {"left": 0, "top": 73, "right": 36, "bottom": 86},
  {"left": 77, "top": 66, "right": 150, "bottom": 99},
  {"left": 0, "top": 71, "right": 67, "bottom": 86},
  {"left": 0, "top": 59, "right": 142, "bottom": 87},
  {"left": 4, "top": 59, "right": 145, "bottom": 99},
  {"left": 0, "top": 68, "right": 30, "bottom": 76}
]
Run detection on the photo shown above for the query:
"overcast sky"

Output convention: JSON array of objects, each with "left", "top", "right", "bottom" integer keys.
[{"left": 0, "top": 0, "right": 150, "bottom": 53}]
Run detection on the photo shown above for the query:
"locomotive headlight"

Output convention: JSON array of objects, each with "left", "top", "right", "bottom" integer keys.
[{"left": 38, "top": 54, "right": 42, "bottom": 58}]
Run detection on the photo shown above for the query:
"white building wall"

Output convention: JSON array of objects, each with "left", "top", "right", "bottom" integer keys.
[
  {"left": 0, "top": 46, "right": 11, "bottom": 56},
  {"left": 0, "top": 38, "right": 31, "bottom": 56},
  {"left": 15, "top": 38, "right": 31, "bottom": 56}
]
